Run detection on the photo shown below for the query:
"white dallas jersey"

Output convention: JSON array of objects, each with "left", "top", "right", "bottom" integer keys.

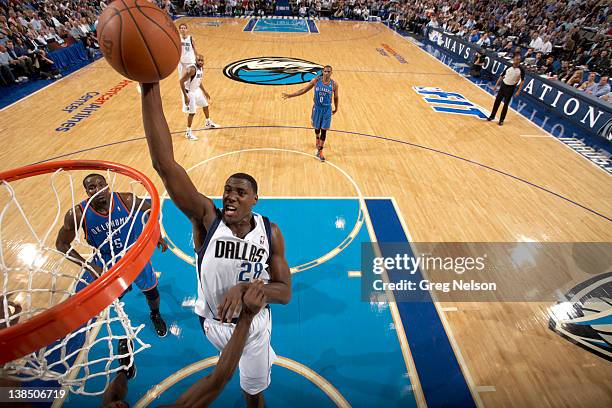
[
  {"left": 180, "top": 35, "right": 196, "bottom": 64},
  {"left": 186, "top": 66, "right": 203, "bottom": 93},
  {"left": 195, "top": 210, "right": 272, "bottom": 319}
]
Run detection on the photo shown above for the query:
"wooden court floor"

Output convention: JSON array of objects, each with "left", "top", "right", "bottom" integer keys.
[{"left": 0, "top": 18, "right": 611, "bottom": 408}]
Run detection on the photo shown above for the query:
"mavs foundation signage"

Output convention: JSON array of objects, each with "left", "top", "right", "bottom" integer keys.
[{"left": 425, "top": 27, "right": 612, "bottom": 141}]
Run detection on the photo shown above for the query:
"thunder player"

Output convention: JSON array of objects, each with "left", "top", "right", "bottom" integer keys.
[
  {"left": 55, "top": 174, "right": 169, "bottom": 337},
  {"left": 181, "top": 54, "right": 219, "bottom": 141},
  {"left": 139, "top": 82, "right": 291, "bottom": 408},
  {"left": 177, "top": 23, "right": 197, "bottom": 86},
  {"left": 282, "top": 65, "right": 339, "bottom": 161}
]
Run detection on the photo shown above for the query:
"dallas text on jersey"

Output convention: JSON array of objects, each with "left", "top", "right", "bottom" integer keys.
[{"left": 214, "top": 240, "right": 266, "bottom": 262}]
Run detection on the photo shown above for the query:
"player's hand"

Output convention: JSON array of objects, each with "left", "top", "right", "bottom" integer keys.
[
  {"left": 157, "top": 237, "right": 168, "bottom": 252},
  {"left": 204, "top": 92, "right": 211, "bottom": 102},
  {"left": 184, "top": 95, "right": 190, "bottom": 105},
  {"left": 217, "top": 283, "right": 247, "bottom": 323},
  {"left": 332, "top": 107, "right": 337, "bottom": 115},
  {"left": 93, "top": 263, "right": 103, "bottom": 278},
  {"left": 282, "top": 93, "right": 291, "bottom": 99},
  {"left": 85, "top": 262, "right": 103, "bottom": 279},
  {"left": 0, "top": 296, "right": 21, "bottom": 329},
  {"left": 514, "top": 91, "right": 520, "bottom": 97},
  {"left": 493, "top": 86, "right": 499, "bottom": 92},
  {"left": 242, "top": 280, "right": 266, "bottom": 317}
]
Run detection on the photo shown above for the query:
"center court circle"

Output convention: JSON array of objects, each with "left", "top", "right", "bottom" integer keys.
[
  {"left": 159, "top": 148, "right": 366, "bottom": 273},
  {"left": 133, "top": 356, "right": 350, "bottom": 407},
  {"left": 223, "top": 57, "right": 322, "bottom": 85}
]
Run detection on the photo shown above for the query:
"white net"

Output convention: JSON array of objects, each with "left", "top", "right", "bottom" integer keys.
[{"left": 0, "top": 166, "right": 155, "bottom": 395}]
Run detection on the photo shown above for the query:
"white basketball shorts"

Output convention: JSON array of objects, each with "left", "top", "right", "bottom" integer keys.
[
  {"left": 200, "top": 307, "right": 276, "bottom": 395},
  {"left": 182, "top": 89, "right": 208, "bottom": 114}
]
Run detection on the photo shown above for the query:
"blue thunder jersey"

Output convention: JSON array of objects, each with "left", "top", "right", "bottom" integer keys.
[
  {"left": 80, "top": 193, "right": 144, "bottom": 266},
  {"left": 313, "top": 77, "right": 334, "bottom": 108}
]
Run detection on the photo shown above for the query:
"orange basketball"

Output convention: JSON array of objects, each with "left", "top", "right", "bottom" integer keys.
[{"left": 97, "top": 0, "right": 180, "bottom": 83}]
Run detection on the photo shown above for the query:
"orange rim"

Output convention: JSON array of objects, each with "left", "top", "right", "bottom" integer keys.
[{"left": 0, "top": 160, "right": 160, "bottom": 364}]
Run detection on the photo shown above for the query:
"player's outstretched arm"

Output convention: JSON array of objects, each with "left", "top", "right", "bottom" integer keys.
[
  {"left": 282, "top": 77, "right": 317, "bottom": 99},
  {"left": 140, "top": 83, "right": 214, "bottom": 226},
  {"left": 263, "top": 223, "right": 291, "bottom": 304},
  {"left": 55, "top": 206, "right": 100, "bottom": 278},
  {"left": 163, "top": 282, "right": 266, "bottom": 408}
]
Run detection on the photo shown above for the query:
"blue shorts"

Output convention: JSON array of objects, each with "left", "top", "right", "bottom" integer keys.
[
  {"left": 311, "top": 105, "right": 332, "bottom": 129},
  {"left": 133, "top": 262, "right": 158, "bottom": 292},
  {"left": 77, "top": 260, "right": 158, "bottom": 294}
]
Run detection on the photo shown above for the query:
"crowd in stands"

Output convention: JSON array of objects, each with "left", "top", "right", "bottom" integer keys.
[
  {"left": 0, "top": 0, "right": 107, "bottom": 87},
  {"left": 183, "top": 0, "right": 277, "bottom": 17},
  {"left": 183, "top": 0, "right": 611, "bottom": 103},
  {"left": 0, "top": 0, "right": 178, "bottom": 88},
  {"left": 393, "top": 0, "right": 611, "bottom": 103},
  {"left": 2, "top": 0, "right": 610, "bottom": 103}
]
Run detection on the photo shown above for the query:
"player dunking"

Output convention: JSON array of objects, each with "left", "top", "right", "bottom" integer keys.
[
  {"left": 177, "top": 23, "right": 197, "bottom": 86},
  {"left": 181, "top": 54, "right": 219, "bottom": 141},
  {"left": 140, "top": 82, "right": 291, "bottom": 408},
  {"left": 55, "top": 174, "right": 169, "bottom": 337},
  {"left": 282, "top": 65, "right": 339, "bottom": 161}
]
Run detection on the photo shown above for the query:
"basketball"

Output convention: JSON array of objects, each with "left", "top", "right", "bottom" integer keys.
[{"left": 97, "top": 0, "right": 180, "bottom": 83}]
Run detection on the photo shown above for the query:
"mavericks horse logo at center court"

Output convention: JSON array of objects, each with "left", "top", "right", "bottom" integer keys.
[
  {"left": 549, "top": 272, "right": 612, "bottom": 361},
  {"left": 223, "top": 57, "right": 322, "bottom": 85}
]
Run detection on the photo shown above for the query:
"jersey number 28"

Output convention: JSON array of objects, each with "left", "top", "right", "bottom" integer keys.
[{"left": 238, "top": 262, "right": 264, "bottom": 282}]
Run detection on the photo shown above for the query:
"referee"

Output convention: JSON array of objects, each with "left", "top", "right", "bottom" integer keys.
[{"left": 487, "top": 52, "right": 525, "bottom": 126}]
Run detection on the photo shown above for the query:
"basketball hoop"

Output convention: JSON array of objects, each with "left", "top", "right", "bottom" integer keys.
[{"left": 0, "top": 160, "right": 160, "bottom": 394}]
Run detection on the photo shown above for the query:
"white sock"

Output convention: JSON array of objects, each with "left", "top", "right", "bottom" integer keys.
[{"left": 186, "top": 127, "right": 191, "bottom": 132}]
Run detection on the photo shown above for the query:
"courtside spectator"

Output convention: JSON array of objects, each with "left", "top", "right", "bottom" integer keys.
[
  {"left": 579, "top": 72, "right": 598, "bottom": 92},
  {"left": 541, "top": 35, "right": 552, "bottom": 55},
  {"left": 469, "top": 51, "right": 485, "bottom": 78},
  {"left": 529, "top": 31, "right": 544, "bottom": 52},
  {"left": 37, "top": 49, "right": 61, "bottom": 80},
  {"left": 0, "top": 44, "right": 18, "bottom": 85},
  {"left": 555, "top": 60, "right": 572, "bottom": 80},
  {"left": 543, "top": 56, "right": 558, "bottom": 76},
  {"left": 585, "top": 76, "right": 610, "bottom": 97},
  {"left": 563, "top": 69, "right": 585, "bottom": 88}
]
